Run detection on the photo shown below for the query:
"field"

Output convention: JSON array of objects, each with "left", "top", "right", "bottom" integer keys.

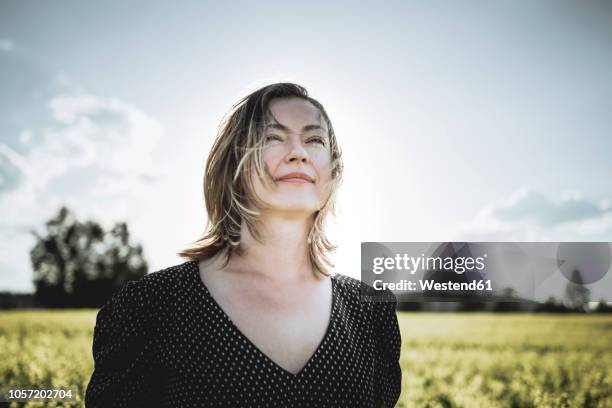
[
  {"left": 0, "top": 311, "right": 610, "bottom": 407},
  {"left": 396, "top": 313, "right": 612, "bottom": 408}
]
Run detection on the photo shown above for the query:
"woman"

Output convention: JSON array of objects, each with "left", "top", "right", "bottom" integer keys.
[{"left": 85, "top": 82, "right": 402, "bottom": 407}]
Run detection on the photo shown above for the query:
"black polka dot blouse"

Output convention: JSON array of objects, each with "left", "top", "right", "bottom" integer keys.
[{"left": 85, "top": 260, "right": 402, "bottom": 407}]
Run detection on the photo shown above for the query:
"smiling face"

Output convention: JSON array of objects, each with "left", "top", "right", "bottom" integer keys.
[{"left": 252, "top": 97, "right": 334, "bottom": 216}]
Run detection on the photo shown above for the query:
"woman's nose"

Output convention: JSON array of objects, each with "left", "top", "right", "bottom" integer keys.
[{"left": 285, "top": 139, "right": 309, "bottom": 163}]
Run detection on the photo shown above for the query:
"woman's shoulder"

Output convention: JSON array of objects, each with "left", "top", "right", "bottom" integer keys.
[
  {"left": 140, "top": 259, "right": 198, "bottom": 292},
  {"left": 106, "top": 260, "right": 198, "bottom": 314},
  {"left": 332, "top": 273, "right": 397, "bottom": 309}
]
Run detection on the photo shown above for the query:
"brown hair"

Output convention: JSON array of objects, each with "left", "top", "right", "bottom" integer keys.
[{"left": 177, "top": 83, "right": 344, "bottom": 277}]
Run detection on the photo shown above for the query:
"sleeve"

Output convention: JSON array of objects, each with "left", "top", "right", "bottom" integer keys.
[
  {"left": 85, "top": 279, "right": 164, "bottom": 408},
  {"left": 373, "top": 289, "right": 402, "bottom": 408}
]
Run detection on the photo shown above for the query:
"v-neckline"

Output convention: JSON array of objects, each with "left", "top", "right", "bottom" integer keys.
[{"left": 189, "top": 260, "right": 337, "bottom": 380}]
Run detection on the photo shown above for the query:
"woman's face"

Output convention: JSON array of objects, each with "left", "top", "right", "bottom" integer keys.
[{"left": 252, "top": 97, "right": 334, "bottom": 216}]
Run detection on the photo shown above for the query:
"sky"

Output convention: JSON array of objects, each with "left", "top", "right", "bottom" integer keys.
[{"left": 1, "top": 0, "right": 611, "bottom": 303}]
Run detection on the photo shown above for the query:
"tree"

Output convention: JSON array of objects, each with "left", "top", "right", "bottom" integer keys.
[
  {"left": 30, "top": 206, "right": 148, "bottom": 308},
  {"left": 493, "top": 287, "right": 522, "bottom": 312},
  {"left": 535, "top": 296, "right": 571, "bottom": 313},
  {"left": 594, "top": 300, "right": 612, "bottom": 313},
  {"left": 563, "top": 269, "right": 590, "bottom": 312}
]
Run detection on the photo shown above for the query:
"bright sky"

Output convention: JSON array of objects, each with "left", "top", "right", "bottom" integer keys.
[{"left": 1, "top": 0, "right": 611, "bottom": 302}]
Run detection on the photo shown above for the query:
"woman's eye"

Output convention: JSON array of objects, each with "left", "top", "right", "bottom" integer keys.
[
  {"left": 265, "top": 134, "right": 281, "bottom": 142},
  {"left": 308, "top": 137, "right": 325, "bottom": 145}
]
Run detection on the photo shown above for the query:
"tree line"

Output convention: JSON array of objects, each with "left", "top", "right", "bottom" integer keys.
[{"left": 1, "top": 206, "right": 610, "bottom": 312}]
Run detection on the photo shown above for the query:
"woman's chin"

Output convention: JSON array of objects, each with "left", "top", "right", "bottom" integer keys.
[{"left": 263, "top": 205, "right": 319, "bottom": 216}]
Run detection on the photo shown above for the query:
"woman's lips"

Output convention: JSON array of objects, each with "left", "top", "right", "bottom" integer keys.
[{"left": 278, "top": 178, "right": 312, "bottom": 184}]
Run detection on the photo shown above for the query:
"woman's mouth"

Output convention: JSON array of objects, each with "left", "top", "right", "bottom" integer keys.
[{"left": 278, "top": 178, "right": 312, "bottom": 184}]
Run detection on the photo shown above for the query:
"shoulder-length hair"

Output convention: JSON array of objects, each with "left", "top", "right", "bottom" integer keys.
[{"left": 177, "top": 83, "right": 344, "bottom": 277}]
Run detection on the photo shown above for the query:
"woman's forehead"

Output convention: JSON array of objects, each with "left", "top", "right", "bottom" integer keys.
[{"left": 265, "top": 98, "right": 327, "bottom": 132}]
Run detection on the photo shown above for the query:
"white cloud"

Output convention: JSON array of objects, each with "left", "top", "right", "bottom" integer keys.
[
  {"left": 448, "top": 186, "right": 612, "bottom": 241},
  {"left": 0, "top": 39, "right": 14, "bottom": 52},
  {"left": 1, "top": 93, "right": 165, "bottom": 195},
  {"left": 48, "top": 94, "right": 162, "bottom": 177},
  {"left": 19, "top": 130, "right": 32, "bottom": 145}
]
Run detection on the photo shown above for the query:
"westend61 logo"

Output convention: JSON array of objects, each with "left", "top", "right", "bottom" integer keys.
[{"left": 372, "top": 253, "right": 487, "bottom": 275}]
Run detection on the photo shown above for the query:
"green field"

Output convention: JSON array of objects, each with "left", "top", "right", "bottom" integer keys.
[{"left": 0, "top": 311, "right": 610, "bottom": 407}]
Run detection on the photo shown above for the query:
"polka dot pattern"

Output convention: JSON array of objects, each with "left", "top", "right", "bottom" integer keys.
[{"left": 85, "top": 260, "right": 402, "bottom": 407}]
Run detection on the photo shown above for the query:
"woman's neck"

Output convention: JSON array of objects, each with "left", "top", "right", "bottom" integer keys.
[{"left": 224, "top": 210, "right": 317, "bottom": 283}]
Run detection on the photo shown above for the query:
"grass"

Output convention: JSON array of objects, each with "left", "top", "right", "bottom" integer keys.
[
  {"left": 0, "top": 310, "right": 610, "bottom": 407},
  {"left": 395, "top": 313, "right": 612, "bottom": 408}
]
